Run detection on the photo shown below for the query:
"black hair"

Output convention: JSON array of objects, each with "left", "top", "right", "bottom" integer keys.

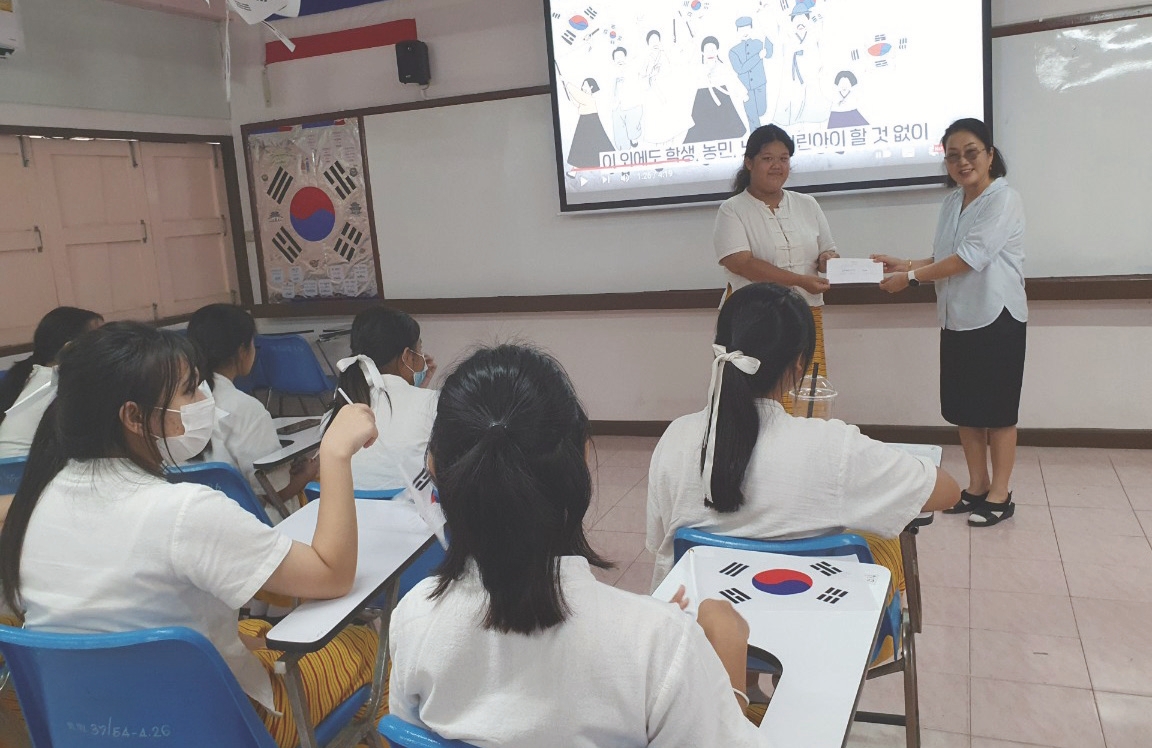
[
  {"left": 428, "top": 344, "right": 610, "bottom": 635},
  {"left": 612, "top": 46, "right": 627, "bottom": 59},
  {"left": 834, "top": 70, "right": 857, "bottom": 87},
  {"left": 701, "top": 35, "right": 720, "bottom": 63},
  {"left": 185, "top": 304, "right": 257, "bottom": 391},
  {"left": 0, "top": 322, "right": 198, "bottom": 613},
  {"left": 0, "top": 307, "right": 102, "bottom": 427},
  {"left": 646, "top": 29, "right": 661, "bottom": 43},
  {"left": 732, "top": 125, "right": 795, "bottom": 194},
  {"left": 941, "top": 117, "right": 1008, "bottom": 187},
  {"left": 582, "top": 77, "right": 600, "bottom": 94},
  {"left": 330, "top": 307, "right": 420, "bottom": 421},
  {"left": 702, "top": 284, "right": 815, "bottom": 513}
]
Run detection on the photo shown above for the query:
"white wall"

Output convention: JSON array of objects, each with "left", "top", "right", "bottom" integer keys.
[{"left": 0, "top": 0, "right": 230, "bottom": 132}]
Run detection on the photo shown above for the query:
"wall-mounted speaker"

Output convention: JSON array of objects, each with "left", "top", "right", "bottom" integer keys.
[{"left": 396, "top": 39, "right": 430, "bottom": 86}]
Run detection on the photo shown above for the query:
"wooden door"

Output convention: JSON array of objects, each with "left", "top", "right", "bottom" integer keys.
[
  {"left": 32, "top": 138, "right": 159, "bottom": 322},
  {"left": 140, "top": 141, "right": 237, "bottom": 318},
  {"left": 0, "top": 136, "right": 61, "bottom": 347}
]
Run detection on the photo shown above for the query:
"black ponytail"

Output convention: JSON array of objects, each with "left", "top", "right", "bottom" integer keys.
[
  {"left": 731, "top": 125, "right": 795, "bottom": 195},
  {"left": 329, "top": 306, "right": 420, "bottom": 422},
  {"left": 0, "top": 322, "right": 196, "bottom": 613},
  {"left": 186, "top": 304, "right": 257, "bottom": 392},
  {"left": 0, "top": 306, "right": 102, "bottom": 426},
  {"left": 428, "top": 344, "right": 609, "bottom": 634},
  {"left": 703, "top": 284, "right": 815, "bottom": 513}
]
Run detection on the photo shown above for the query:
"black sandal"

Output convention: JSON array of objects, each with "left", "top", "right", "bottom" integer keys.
[
  {"left": 943, "top": 489, "right": 988, "bottom": 514},
  {"left": 968, "top": 494, "right": 1015, "bottom": 527}
]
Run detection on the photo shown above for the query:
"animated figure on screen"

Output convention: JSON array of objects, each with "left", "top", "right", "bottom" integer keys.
[
  {"left": 561, "top": 76, "right": 615, "bottom": 168},
  {"left": 639, "top": 29, "right": 694, "bottom": 147},
  {"left": 610, "top": 46, "right": 644, "bottom": 150},
  {"left": 827, "top": 70, "right": 868, "bottom": 128},
  {"left": 684, "top": 36, "right": 747, "bottom": 143},
  {"left": 776, "top": 0, "right": 830, "bottom": 126},
  {"left": 728, "top": 16, "right": 774, "bottom": 130}
]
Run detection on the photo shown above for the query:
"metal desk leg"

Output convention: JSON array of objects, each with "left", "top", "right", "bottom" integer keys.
[
  {"left": 275, "top": 652, "right": 319, "bottom": 748},
  {"left": 255, "top": 469, "right": 293, "bottom": 521},
  {"left": 899, "top": 529, "right": 923, "bottom": 634}
]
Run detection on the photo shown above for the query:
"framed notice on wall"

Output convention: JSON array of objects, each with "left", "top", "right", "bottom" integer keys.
[{"left": 246, "top": 118, "right": 382, "bottom": 305}]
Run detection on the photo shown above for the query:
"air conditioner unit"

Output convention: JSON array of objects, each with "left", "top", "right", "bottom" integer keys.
[{"left": 0, "top": 0, "right": 22, "bottom": 58}]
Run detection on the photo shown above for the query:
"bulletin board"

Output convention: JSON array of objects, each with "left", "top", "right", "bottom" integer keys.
[{"left": 246, "top": 118, "right": 383, "bottom": 305}]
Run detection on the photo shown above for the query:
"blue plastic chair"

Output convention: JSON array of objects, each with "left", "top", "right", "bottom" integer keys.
[
  {"left": 0, "top": 625, "right": 369, "bottom": 748},
  {"left": 254, "top": 334, "right": 336, "bottom": 416},
  {"left": 166, "top": 462, "right": 274, "bottom": 527},
  {"left": 303, "top": 482, "right": 444, "bottom": 604},
  {"left": 0, "top": 455, "right": 27, "bottom": 495},
  {"left": 378, "top": 715, "right": 479, "bottom": 748},
  {"left": 672, "top": 527, "right": 919, "bottom": 746}
]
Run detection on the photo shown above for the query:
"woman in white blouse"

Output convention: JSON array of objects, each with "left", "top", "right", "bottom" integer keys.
[
  {"left": 389, "top": 345, "right": 769, "bottom": 747},
  {"left": 186, "top": 304, "right": 317, "bottom": 506},
  {"left": 714, "top": 125, "right": 839, "bottom": 408},
  {"left": 330, "top": 307, "right": 438, "bottom": 491},
  {"left": 647, "top": 283, "right": 960, "bottom": 592},
  {"left": 876, "top": 118, "right": 1026, "bottom": 528},
  {"left": 0, "top": 306, "right": 103, "bottom": 459}
]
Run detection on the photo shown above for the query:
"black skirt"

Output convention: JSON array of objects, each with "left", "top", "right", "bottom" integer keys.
[{"left": 939, "top": 308, "right": 1027, "bottom": 428}]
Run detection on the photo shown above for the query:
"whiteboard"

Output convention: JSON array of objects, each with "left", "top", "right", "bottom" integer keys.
[{"left": 364, "top": 17, "right": 1152, "bottom": 298}]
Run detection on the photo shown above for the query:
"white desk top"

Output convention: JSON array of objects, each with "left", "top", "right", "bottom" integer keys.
[
  {"left": 887, "top": 442, "right": 943, "bottom": 467},
  {"left": 654, "top": 546, "right": 890, "bottom": 748},
  {"left": 254, "top": 416, "right": 325, "bottom": 471},
  {"left": 266, "top": 499, "right": 435, "bottom": 651}
]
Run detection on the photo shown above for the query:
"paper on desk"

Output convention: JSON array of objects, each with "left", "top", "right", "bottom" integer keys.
[
  {"left": 825, "top": 258, "right": 884, "bottom": 285},
  {"left": 384, "top": 452, "right": 448, "bottom": 548}
]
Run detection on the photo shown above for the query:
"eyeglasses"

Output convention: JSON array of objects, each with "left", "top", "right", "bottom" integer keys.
[{"left": 944, "top": 148, "right": 988, "bottom": 165}]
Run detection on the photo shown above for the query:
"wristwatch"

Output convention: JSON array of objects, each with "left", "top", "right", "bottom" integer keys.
[{"left": 907, "top": 269, "right": 920, "bottom": 288}]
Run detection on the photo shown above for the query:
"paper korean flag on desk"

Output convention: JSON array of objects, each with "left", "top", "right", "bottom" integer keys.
[{"left": 654, "top": 546, "right": 884, "bottom": 616}]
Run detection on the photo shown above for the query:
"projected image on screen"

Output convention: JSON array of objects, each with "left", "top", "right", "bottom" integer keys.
[{"left": 545, "top": 0, "right": 989, "bottom": 210}]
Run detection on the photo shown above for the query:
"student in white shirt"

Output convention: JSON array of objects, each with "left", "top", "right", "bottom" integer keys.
[
  {"left": 0, "top": 322, "right": 380, "bottom": 748},
  {"left": 389, "top": 345, "right": 770, "bottom": 747},
  {"left": 0, "top": 306, "right": 103, "bottom": 459},
  {"left": 876, "top": 118, "right": 1027, "bottom": 527},
  {"left": 647, "top": 283, "right": 960, "bottom": 593},
  {"left": 330, "top": 307, "right": 438, "bottom": 490},
  {"left": 186, "top": 304, "right": 317, "bottom": 505}
]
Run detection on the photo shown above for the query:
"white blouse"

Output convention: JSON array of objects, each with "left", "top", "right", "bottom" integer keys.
[
  {"left": 206, "top": 374, "right": 288, "bottom": 495},
  {"left": 20, "top": 459, "right": 293, "bottom": 710},
  {"left": 932, "top": 178, "right": 1027, "bottom": 331},
  {"left": 647, "top": 399, "right": 936, "bottom": 589},
  {"left": 713, "top": 189, "right": 838, "bottom": 306},
  {"left": 349, "top": 374, "right": 438, "bottom": 490},
  {"left": 0, "top": 365, "right": 54, "bottom": 459},
  {"left": 389, "top": 557, "right": 770, "bottom": 747}
]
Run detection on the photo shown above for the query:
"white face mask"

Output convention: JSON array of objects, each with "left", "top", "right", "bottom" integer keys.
[{"left": 156, "top": 382, "right": 216, "bottom": 465}]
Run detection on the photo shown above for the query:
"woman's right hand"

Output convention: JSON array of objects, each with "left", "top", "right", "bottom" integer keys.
[
  {"left": 799, "top": 275, "right": 831, "bottom": 296},
  {"left": 319, "top": 403, "right": 378, "bottom": 460},
  {"left": 870, "top": 254, "right": 908, "bottom": 273}
]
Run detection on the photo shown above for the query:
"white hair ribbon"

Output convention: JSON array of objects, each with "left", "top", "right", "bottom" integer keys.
[
  {"left": 701, "top": 344, "right": 761, "bottom": 506},
  {"left": 336, "top": 354, "right": 386, "bottom": 392},
  {"left": 3, "top": 368, "right": 59, "bottom": 418}
]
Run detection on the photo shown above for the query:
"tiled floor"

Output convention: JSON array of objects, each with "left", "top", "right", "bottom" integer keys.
[{"left": 588, "top": 436, "right": 1152, "bottom": 748}]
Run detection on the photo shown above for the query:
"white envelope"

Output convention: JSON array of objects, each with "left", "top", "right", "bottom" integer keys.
[{"left": 825, "top": 258, "right": 884, "bottom": 285}]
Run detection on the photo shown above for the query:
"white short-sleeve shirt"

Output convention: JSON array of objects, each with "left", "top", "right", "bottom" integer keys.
[
  {"left": 932, "top": 178, "right": 1028, "bottom": 331},
  {"left": 349, "top": 374, "right": 438, "bottom": 491},
  {"left": 647, "top": 400, "right": 936, "bottom": 588},
  {"left": 0, "top": 365, "right": 54, "bottom": 459},
  {"left": 206, "top": 374, "right": 288, "bottom": 494},
  {"left": 713, "top": 189, "right": 838, "bottom": 307},
  {"left": 19, "top": 459, "right": 293, "bottom": 710},
  {"left": 389, "top": 557, "right": 770, "bottom": 748}
]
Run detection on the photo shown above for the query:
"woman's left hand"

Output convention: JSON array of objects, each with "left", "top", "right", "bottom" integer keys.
[
  {"left": 817, "top": 250, "right": 840, "bottom": 273},
  {"left": 879, "top": 272, "right": 910, "bottom": 293},
  {"left": 422, "top": 355, "right": 437, "bottom": 387}
]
